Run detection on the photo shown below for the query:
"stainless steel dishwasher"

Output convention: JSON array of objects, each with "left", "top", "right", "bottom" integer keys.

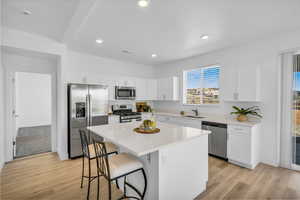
[{"left": 202, "top": 121, "right": 228, "bottom": 160}]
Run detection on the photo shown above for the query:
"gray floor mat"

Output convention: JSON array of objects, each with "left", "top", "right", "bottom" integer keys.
[{"left": 15, "top": 125, "right": 51, "bottom": 158}]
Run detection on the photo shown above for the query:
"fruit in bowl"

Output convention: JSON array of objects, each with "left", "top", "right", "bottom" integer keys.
[{"left": 141, "top": 119, "right": 156, "bottom": 130}]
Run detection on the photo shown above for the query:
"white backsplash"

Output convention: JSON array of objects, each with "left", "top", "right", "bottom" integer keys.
[{"left": 109, "top": 100, "right": 154, "bottom": 112}]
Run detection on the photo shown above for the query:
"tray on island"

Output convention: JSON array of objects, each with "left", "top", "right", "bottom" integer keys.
[{"left": 134, "top": 127, "right": 160, "bottom": 134}]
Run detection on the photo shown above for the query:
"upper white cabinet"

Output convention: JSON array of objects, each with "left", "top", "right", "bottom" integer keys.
[
  {"left": 223, "top": 65, "right": 261, "bottom": 102},
  {"left": 135, "top": 78, "right": 158, "bottom": 101},
  {"left": 146, "top": 79, "right": 158, "bottom": 100},
  {"left": 157, "top": 76, "right": 179, "bottom": 101},
  {"left": 115, "top": 78, "right": 136, "bottom": 87},
  {"left": 101, "top": 76, "right": 177, "bottom": 101},
  {"left": 135, "top": 78, "right": 148, "bottom": 100}
]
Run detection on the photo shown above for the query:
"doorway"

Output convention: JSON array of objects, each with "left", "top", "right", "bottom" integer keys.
[
  {"left": 13, "top": 72, "right": 52, "bottom": 158},
  {"left": 281, "top": 51, "right": 300, "bottom": 171},
  {"left": 292, "top": 54, "right": 300, "bottom": 170}
]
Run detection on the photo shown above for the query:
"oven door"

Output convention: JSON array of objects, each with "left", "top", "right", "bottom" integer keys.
[{"left": 115, "top": 87, "right": 136, "bottom": 100}]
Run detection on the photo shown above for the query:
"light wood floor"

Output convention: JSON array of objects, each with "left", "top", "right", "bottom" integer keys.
[{"left": 1, "top": 152, "right": 300, "bottom": 200}]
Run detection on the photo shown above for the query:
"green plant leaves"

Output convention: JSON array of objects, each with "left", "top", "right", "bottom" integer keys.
[{"left": 230, "top": 106, "right": 262, "bottom": 118}]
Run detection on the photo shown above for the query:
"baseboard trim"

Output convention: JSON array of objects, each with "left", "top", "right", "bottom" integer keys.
[
  {"left": 57, "top": 150, "right": 68, "bottom": 160},
  {"left": 0, "top": 161, "right": 4, "bottom": 172}
]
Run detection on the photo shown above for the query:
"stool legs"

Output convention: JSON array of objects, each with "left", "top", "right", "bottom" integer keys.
[
  {"left": 87, "top": 159, "right": 91, "bottom": 200},
  {"left": 141, "top": 169, "right": 147, "bottom": 199},
  {"left": 81, "top": 156, "right": 85, "bottom": 188},
  {"left": 97, "top": 171, "right": 100, "bottom": 200},
  {"left": 108, "top": 179, "right": 112, "bottom": 200}
]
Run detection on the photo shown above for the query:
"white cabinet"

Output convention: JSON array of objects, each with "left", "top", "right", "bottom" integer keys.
[
  {"left": 107, "top": 80, "right": 116, "bottom": 101},
  {"left": 135, "top": 78, "right": 147, "bottom": 100},
  {"left": 108, "top": 115, "right": 120, "bottom": 124},
  {"left": 116, "top": 78, "right": 135, "bottom": 87},
  {"left": 224, "top": 65, "right": 260, "bottom": 102},
  {"left": 227, "top": 124, "right": 260, "bottom": 169},
  {"left": 146, "top": 79, "right": 158, "bottom": 100},
  {"left": 135, "top": 78, "right": 157, "bottom": 101},
  {"left": 157, "top": 77, "right": 179, "bottom": 101}
]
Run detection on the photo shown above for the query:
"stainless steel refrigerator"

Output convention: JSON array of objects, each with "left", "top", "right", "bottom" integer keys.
[{"left": 67, "top": 84, "right": 109, "bottom": 159}]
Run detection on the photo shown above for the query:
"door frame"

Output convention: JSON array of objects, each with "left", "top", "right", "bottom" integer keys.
[
  {"left": 280, "top": 50, "right": 300, "bottom": 170},
  {"left": 5, "top": 70, "right": 57, "bottom": 162}
]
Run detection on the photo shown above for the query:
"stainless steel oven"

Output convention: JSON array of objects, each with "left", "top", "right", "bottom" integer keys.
[{"left": 115, "top": 86, "right": 136, "bottom": 100}]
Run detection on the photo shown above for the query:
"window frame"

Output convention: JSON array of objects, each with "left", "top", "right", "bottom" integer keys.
[{"left": 182, "top": 65, "right": 221, "bottom": 106}]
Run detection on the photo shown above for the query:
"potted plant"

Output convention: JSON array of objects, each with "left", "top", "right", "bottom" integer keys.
[{"left": 230, "top": 106, "right": 262, "bottom": 122}]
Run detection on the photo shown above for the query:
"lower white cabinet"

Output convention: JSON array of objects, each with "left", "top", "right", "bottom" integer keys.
[
  {"left": 108, "top": 115, "right": 120, "bottom": 124},
  {"left": 227, "top": 124, "right": 260, "bottom": 169}
]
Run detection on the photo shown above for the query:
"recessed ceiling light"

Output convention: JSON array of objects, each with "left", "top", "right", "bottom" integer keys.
[
  {"left": 200, "top": 35, "right": 209, "bottom": 40},
  {"left": 22, "top": 10, "right": 32, "bottom": 15},
  {"left": 95, "top": 39, "right": 103, "bottom": 44},
  {"left": 151, "top": 54, "right": 157, "bottom": 58},
  {"left": 138, "top": 0, "right": 149, "bottom": 7}
]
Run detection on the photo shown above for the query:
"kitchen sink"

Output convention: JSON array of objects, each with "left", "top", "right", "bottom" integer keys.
[{"left": 185, "top": 115, "right": 205, "bottom": 119}]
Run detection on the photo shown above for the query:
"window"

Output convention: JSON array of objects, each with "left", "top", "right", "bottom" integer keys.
[{"left": 183, "top": 66, "right": 220, "bottom": 105}]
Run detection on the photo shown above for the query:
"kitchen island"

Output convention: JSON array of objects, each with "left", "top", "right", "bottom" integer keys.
[{"left": 88, "top": 122, "right": 211, "bottom": 200}]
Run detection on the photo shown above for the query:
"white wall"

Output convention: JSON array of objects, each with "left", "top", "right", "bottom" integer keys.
[
  {"left": 15, "top": 72, "right": 51, "bottom": 129},
  {"left": 153, "top": 29, "right": 300, "bottom": 167},
  {"left": 66, "top": 50, "right": 155, "bottom": 82},
  {"left": 0, "top": 0, "right": 5, "bottom": 170},
  {"left": 2, "top": 27, "right": 66, "bottom": 56}
]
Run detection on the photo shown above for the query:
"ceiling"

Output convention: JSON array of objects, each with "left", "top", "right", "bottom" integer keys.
[
  {"left": 3, "top": 0, "right": 300, "bottom": 65},
  {"left": 2, "top": 0, "right": 80, "bottom": 41}
]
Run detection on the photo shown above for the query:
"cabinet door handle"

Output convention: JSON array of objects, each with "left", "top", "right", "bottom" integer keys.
[{"left": 233, "top": 92, "right": 239, "bottom": 100}]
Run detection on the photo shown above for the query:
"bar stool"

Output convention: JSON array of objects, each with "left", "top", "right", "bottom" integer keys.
[
  {"left": 79, "top": 129, "right": 118, "bottom": 200},
  {"left": 93, "top": 139, "right": 147, "bottom": 200}
]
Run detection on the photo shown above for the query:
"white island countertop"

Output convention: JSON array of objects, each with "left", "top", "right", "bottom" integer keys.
[{"left": 88, "top": 122, "right": 210, "bottom": 157}]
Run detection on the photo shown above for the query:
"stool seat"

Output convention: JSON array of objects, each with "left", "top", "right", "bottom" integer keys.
[
  {"left": 88, "top": 142, "right": 118, "bottom": 158},
  {"left": 109, "top": 153, "right": 143, "bottom": 179}
]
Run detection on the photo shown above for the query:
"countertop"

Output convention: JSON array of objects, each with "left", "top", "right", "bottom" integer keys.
[
  {"left": 154, "top": 112, "right": 261, "bottom": 127},
  {"left": 88, "top": 122, "right": 211, "bottom": 157}
]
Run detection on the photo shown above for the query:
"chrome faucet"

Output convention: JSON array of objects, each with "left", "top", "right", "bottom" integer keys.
[{"left": 192, "top": 109, "right": 198, "bottom": 116}]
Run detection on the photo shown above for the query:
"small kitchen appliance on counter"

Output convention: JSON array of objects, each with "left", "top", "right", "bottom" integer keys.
[{"left": 112, "top": 104, "right": 142, "bottom": 123}]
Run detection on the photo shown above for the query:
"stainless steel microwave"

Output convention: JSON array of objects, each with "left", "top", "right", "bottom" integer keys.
[{"left": 115, "top": 86, "right": 136, "bottom": 100}]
